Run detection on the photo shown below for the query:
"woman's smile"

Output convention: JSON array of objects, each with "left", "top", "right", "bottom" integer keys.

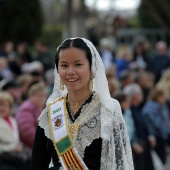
[
  {"left": 67, "top": 78, "right": 79, "bottom": 82},
  {"left": 67, "top": 78, "right": 79, "bottom": 86}
]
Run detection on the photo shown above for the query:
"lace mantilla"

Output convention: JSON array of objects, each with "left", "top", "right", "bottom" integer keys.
[
  {"left": 70, "top": 93, "right": 101, "bottom": 158},
  {"left": 38, "top": 94, "right": 134, "bottom": 170},
  {"left": 100, "top": 99, "right": 134, "bottom": 170}
]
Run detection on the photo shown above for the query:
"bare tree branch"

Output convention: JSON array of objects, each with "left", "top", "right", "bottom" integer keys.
[
  {"left": 153, "top": 0, "right": 170, "bottom": 21},
  {"left": 142, "top": 0, "right": 170, "bottom": 36}
]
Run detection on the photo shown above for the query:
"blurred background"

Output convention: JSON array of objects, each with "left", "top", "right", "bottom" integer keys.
[
  {"left": 0, "top": 0, "right": 170, "bottom": 170},
  {"left": 1, "top": 0, "right": 170, "bottom": 47}
]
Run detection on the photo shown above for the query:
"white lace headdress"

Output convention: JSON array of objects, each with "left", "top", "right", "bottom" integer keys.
[
  {"left": 46, "top": 38, "right": 113, "bottom": 111},
  {"left": 39, "top": 37, "right": 134, "bottom": 170}
]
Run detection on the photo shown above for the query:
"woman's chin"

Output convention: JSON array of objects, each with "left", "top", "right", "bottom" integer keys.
[{"left": 66, "top": 85, "right": 77, "bottom": 90}]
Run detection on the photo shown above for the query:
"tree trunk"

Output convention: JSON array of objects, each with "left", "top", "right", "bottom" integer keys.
[{"left": 67, "top": 0, "right": 87, "bottom": 38}]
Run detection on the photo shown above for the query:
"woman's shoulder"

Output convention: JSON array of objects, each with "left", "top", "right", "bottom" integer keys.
[
  {"left": 143, "top": 100, "right": 159, "bottom": 110},
  {"left": 96, "top": 95, "right": 121, "bottom": 113},
  {"left": 99, "top": 97, "right": 122, "bottom": 120},
  {"left": 47, "top": 96, "right": 66, "bottom": 107},
  {"left": 112, "top": 98, "right": 121, "bottom": 107},
  {"left": 108, "top": 98, "right": 121, "bottom": 112}
]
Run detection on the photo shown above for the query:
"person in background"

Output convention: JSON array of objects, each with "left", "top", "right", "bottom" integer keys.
[
  {"left": 35, "top": 40, "right": 54, "bottom": 71},
  {"left": 150, "top": 41, "right": 170, "bottom": 83},
  {"left": 16, "top": 83, "right": 47, "bottom": 150},
  {"left": 0, "top": 79, "right": 22, "bottom": 114},
  {"left": 156, "top": 68, "right": 170, "bottom": 99},
  {"left": 132, "top": 42, "right": 150, "bottom": 70},
  {"left": 0, "top": 41, "right": 15, "bottom": 58},
  {"left": 119, "top": 70, "right": 135, "bottom": 89},
  {"left": 124, "top": 83, "right": 155, "bottom": 170},
  {"left": 2, "top": 41, "right": 20, "bottom": 76},
  {"left": 115, "top": 45, "right": 132, "bottom": 79},
  {"left": 16, "top": 74, "right": 33, "bottom": 102},
  {"left": 142, "top": 88, "right": 170, "bottom": 165},
  {"left": 156, "top": 69, "right": 170, "bottom": 120},
  {"left": 20, "top": 60, "right": 45, "bottom": 85},
  {"left": 136, "top": 71, "right": 154, "bottom": 107},
  {"left": 106, "top": 63, "right": 120, "bottom": 97},
  {"left": 100, "top": 38, "right": 115, "bottom": 72},
  {"left": 0, "top": 57, "right": 13, "bottom": 80},
  {"left": 107, "top": 77, "right": 120, "bottom": 97},
  {"left": 21, "top": 61, "right": 44, "bottom": 75},
  {"left": 105, "top": 63, "right": 117, "bottom": 79},
  {"left": 16, "top": 42, "right": 33, "bottom": 66},
  {"left": 45, "top": 68, "right": 54, "bottom": 97},
  {"left": 0, "top": 91, "right": 26, "bottom": 170},
  {"left": 114, "top": 92, "right": 136, "bottom": 144}
]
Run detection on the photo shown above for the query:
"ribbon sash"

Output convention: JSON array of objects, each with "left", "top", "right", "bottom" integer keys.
[{"left": 48, "top": 97, "right": 88, "bottom": 170}]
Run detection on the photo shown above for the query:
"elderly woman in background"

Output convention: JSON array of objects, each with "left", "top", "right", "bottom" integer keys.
[
  {"left": 16, "top": 83, "right": 47, "bottom": 150},
  {"left": 0, "top": 91, "right": 25, "bottom": 170},
  {"left": 124, "top": 83, "right": 155, "bottom": 170}
]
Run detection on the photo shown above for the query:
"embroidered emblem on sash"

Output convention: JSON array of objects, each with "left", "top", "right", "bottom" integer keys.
[{"left": 53, "top": 114, "right": 63, "bottom": 130}]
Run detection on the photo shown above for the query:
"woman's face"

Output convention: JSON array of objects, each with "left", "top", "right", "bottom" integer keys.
[
  {"left": 31, "top": 90, "right": 47, "bottom": 109},
  {"left": 0, "top": 101, "right": 11, "bottom": 118},
  {"left": 132, "top": 92, "right": 143, "bottom": 105},
  {"left": 157, "top": 94, "right": 166, "bottom": 104},
  {"left": 58, "top": 47, "right": 91, "bottom": 93}
]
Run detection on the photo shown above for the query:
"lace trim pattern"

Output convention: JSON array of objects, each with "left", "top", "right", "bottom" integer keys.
[
  {"left": 38, "top": 95, "right": 134, "bottom": 170},
  {"left": 71, "top": 93, "right": 102, "bottom": 158},
  {"left": 38, "top": 107, "right": 52, "bottom": 139},
  {"left": 100, "top": 99, "right": 134, "bottom": 170}
]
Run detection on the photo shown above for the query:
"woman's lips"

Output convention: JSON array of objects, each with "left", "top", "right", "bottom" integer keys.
[{"left": 67, "top": 78, "right": 78, "bottom": 82}]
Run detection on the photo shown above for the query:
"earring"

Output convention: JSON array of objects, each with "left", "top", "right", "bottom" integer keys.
[
  {"left": 89, "top": 74, "right": 94, "bottom": 91},
  {"left": 60, "top": 80, "right": 64, "bottom": 91}
]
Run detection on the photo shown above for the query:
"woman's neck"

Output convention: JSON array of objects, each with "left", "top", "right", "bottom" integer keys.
[
  {"left": 67, "top": 89, "right": 92, "bottom": 115},
  {"left": 68, "top": 89, "right": 91, "bottom": 102}
]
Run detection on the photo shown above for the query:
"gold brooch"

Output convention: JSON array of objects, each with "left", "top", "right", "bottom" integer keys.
[{"left": 68, "top": 124, "right": 79, "bottom": 139}]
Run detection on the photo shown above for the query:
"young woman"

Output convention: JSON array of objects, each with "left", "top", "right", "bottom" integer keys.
[{"left": 30, "top": 38, "right": 134, "bottom": 170}]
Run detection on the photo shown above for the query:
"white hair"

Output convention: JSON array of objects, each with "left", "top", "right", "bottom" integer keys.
[{"left": 123, "top": 83, "right": 142, "bottom": 97}]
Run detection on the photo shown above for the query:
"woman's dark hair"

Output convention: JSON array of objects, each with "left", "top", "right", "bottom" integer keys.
[{"left": 55, "top": 38, "right": 92, "bottom": 70}]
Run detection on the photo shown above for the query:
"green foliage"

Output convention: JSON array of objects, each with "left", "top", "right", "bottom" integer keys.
[
  {"left": 127, "top": 16, "right": 141, "bottom": 28},
  {"left": 40, "top": 24, "right": 64, "bottom": 48},
  {"left": 0, "top": 0, "right": 43, "bottom": 45}
]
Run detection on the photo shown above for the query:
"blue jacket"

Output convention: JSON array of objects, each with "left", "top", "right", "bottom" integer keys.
[{"left": 142, "top": 100, "right": 170, "bottom": 139}]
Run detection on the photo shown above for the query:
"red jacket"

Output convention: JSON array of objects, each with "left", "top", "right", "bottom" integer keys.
[{"left": 16, "top": 100, "right": 41, "bottom": 149}]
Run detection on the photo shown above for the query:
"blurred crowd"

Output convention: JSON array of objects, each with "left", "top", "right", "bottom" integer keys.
[
  {"left": 0, "top": 40, "right": 54, "bottom": 170},
  {"left": 102, "top": 37, "right": 170, "bottom": 170},
  {"left": 0, "top": 37, "right": 170, "bottom": 170}
]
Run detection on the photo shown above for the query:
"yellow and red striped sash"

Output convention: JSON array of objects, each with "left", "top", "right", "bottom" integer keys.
[{"left": 48, "top": 97, "right": 88, "bottom": 170}]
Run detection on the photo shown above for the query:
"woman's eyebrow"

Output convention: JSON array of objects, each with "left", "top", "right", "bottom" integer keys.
[
  {"left": 59, "top": 60, "right": 82, "bottom": 63},
  {"left": 59, "top": 61, "right": 67, "bottom": 63},
  {"left": 74, "top": 60, "right": 82, "bottom": 62}
]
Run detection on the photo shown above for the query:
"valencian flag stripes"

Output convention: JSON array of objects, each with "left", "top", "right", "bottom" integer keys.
[{"left": 48, "top": 97, "right": 88, "bottom": 170}]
